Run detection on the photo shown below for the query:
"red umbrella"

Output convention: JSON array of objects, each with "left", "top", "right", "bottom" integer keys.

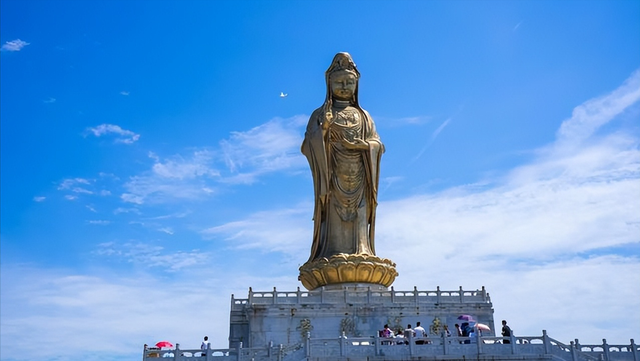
[{"left": 155, "top": 341, "right": 174, "bottom": 348}]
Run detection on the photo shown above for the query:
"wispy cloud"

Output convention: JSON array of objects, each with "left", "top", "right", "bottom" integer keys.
[
  {"left": 430, "top": 118, "right": 451, "bottom": 142},
  {"left": 120, "top": 116, "right": 307, "bottom": 204},
  {"left": 0, "top": 264, "right": 233, "bottom": 361},
  {"left": 88, "top": 220, "right": 110, "bottom": 225},
  {"left": 149, "top": 151, "right": 218, "bottom": 180},
  {"left": 58, "top": 178, "right": 91, "bottom": 190},
  {"left": 121, "top": 151, "right": 219, "bottom": 205},
  {"left": 94, "top": 242, "right": 208, "bottom": 271},
  {"left": 85, "top": 124, "right": 140, "bottom": 144},
  {"left": 114, "top": 207, "right": 140, "bottom": 215},
  {"left": 33, "top": 196, "right": 46, "bottom": 202},
  {"left": 220, "top": 116, "right": 306, "bottom": 183},
  {"left": 120, "top": 91, "right": 130, "bottom": 96},
  {"left": 158, "top": 227, "right": 174, "bottom": 235},
  {"left": 513, "top": 21, "right": 523, "bottom": 32},
  {"left": 58, "top": 178, "right": 96, "bottom": 198},
  {"left": 1, "top": 39, "right": 30, "bottom": 52},
  {"left": 556, "top": 69, "right": 640, "bottom": 148},
  {"left": 411, "top": 118, "right": 452, "bottom": 163},
  {"left": 378, "top": 115, "right": 431, "bottom": 126},
  {"left": 43, "top": 97, "right": 56, "bottom": 104},
  {"left": 202, "top": 206, "right": 311, "bottom": 254}
]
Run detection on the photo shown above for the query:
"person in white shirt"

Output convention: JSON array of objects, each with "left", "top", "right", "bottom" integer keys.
[
  {"left": 414, "top": 322, "right": 427, "bottom": 344},
  {"left": 201, "top": 336, "right": 210, "bottom": 356}
]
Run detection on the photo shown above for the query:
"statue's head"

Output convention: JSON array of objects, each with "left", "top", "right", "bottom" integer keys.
[{"left": 325, "top": 52, "right": 360, "bottom": 105}]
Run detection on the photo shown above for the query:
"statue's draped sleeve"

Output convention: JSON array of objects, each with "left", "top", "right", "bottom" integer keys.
[
  {"left": 301, "top": 108, "right": 329, "bottom": 261},
  {"left": 362, "top": 109, "right": 384, "bottom": 251}
]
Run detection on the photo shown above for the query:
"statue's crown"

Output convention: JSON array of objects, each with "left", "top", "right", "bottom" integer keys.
[{"left": 326, "top": 52, "right": 360, "bottom": 78}]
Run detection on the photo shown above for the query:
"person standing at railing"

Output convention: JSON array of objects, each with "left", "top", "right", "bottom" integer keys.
[
  {"left": 395, "top": 329, "right": 405, "bottom": 345},
  {"left": 455, "top": 324, "right": 462, "bottom": 336},
  {"left": 381, "top": 324, "right": 394, "bottom": 345},
  {"left": 201, "top": 336, "right": 210, "bottom": 356},
  {"left": 443, "top": 325, "right": 451, "bottom": 337},
  {"left": 414, "top": 322, "right": 427, "bottom": 344},
  {"left": 403, "top": 324, "right": 415, "bottom": 345},
  {"left": 454, "top": 324, "right": 463, "bottom": 344},
  {"left": 501, "top": 320, "right": 512, "bottom": 344}
]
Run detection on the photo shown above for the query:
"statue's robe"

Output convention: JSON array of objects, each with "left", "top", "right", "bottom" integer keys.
[{"left": 302, "top": 104, "right": 384, "bottom": 262}]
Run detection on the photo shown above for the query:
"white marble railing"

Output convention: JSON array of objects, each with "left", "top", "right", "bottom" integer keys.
[
  {"left": 231, "top": 286, "right": 491, "bottom": 309},
  {"left": 142, "top": 332, "right": 639, "bottom": 361}
]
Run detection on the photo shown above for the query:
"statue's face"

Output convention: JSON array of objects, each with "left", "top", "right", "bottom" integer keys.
[{"left": 330, "top": 72, "right": 357, "bottom": 101}]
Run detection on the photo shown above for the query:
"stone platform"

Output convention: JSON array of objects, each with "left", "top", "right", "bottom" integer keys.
[{"left": 229, "top": 285, "right": 495, "bottom": 349}]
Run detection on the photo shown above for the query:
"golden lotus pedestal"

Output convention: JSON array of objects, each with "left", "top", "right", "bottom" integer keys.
[{"left": 298, "top": 254, "right": 398, "bottom": 291}]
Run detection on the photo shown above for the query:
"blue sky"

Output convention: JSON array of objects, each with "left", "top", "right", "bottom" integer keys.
[{"left": 1, "top": 1, "right": 639, "bottom": 360}]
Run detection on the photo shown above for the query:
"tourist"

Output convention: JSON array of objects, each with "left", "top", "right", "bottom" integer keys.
[
  {"left": 414, "top": 322, "right": 427, "bottom": 344},
  {"left": 469, "top": 327, "right": 477, "bottom": 343},
  {"left": 455, "top": 323, "right": 463, "bottom": 344},
  {"left": 443, "top": 325, "right": 451, "bottom": 337},
  {"left": 201, "top": 336, "right": 210, "bottom": 356},
  {"left": 501, "top": 320, "right": 512, "bottom": 344},
  {"left": 461, "top": 322, "right": 471, "bottom": 344},
  {"left": 402, "top": 324, "right": 414, "bottom": 345},
  {"left": 394, "top": 329, "right": 405, "bottom": 345},
  {"left": 381, "top": 324, "right": 394, "bottom": 345}
]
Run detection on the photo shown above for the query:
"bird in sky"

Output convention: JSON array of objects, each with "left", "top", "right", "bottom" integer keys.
[{"left": 280, "top": 92, "right": 288, "bottom": 98}]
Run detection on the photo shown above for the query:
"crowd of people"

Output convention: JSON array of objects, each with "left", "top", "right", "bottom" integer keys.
[{"left": 379, "top": 319, "right": 513, "bottom": 345}]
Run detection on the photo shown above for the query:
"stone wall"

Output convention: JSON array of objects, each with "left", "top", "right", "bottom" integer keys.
[{"left": 229, "top": 285, "right": 495, "bottom": 349}]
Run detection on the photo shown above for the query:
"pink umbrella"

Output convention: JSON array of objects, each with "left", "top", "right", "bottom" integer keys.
[
  {"left": 155, "top": 341, "right": 174, "bottom": 348},
  {"left": 477, "top": 323, "right": 491, "bottom": 331}
]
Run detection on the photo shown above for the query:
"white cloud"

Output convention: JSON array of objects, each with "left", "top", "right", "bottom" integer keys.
[
  {"left": 151, "top": 150, "right": 218, "bottom": 180},
  {"left": 86, "top": 124, "right": 140, "bottom": 144},
  {"left": 33, "top": 196, "right": 46, "bottom": 202},
  {"left": 379, "top": 115, "right": 431, "bottom": 126},
  {"left": 556, "top": 69, "right": 640, "bottom": 148},
  {"left": 513, "top": 21, "right": 523, "bottom": 32},
  {"left": 73, "top": 187, "right": 94, "bottom": 194},
  {"left": 58, "top": 178, "right": 92, "bottom": 190},
  {"left": 202, "top": 205, "right": 311, "bottom": 254},
  {"left": 116, "top": 116, "right": 307, "bottom": 204},
  {"left": 121, "top": 151, "right": 220, "bottom": 205},
  {"left": 411, "top": 118, "right": 452, "bottom": 163},
  {"left": 64, "top": 195, "right": 77, "bottom": 201},
  {"left": 1, "top": 39, "right": 30, "bottom": 51},
  {"left": 0, "top": 264, "right": 232, "bottom": 361},
  {"left": 43, "top": 97, "right": 56, "bottom": 104},
  {"left": 88, "top": 220, "right": 110, "bottom": 225},
  {"left": 94, "top": 242, "right": 208, "bottom": 271},
  {"left": 220, "top": 116, "right": 307, "bottom": 183},
  {"left": 430, "top": 118, "right": 451, "bottom": 142},
  {"left": 114, "top": 207, "right": 141, "bottom": 215},
  {"left": 120, "top": 91, "right": 130, "bottom": 96},
  {"left": 158, "top": 227, "right": 174, "bottom": 235}
]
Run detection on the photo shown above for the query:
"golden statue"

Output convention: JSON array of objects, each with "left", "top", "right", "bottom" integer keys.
[{"left": 298, "top": 53, "right": 397, "bottom": 290}]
